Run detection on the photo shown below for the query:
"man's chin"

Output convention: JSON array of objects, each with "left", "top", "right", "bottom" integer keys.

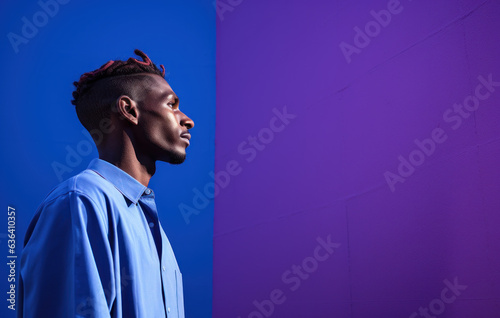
[{"left": 166, "top": 152, "right": 186, "bottom": 165}]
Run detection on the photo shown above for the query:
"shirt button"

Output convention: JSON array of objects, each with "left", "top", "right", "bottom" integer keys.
[
  {"left": 162, "top": 266, "right": 166, "bottom": 271},
  {"left": 145, "top": 188, "right": 152, "bottom": 195},
  {"left": 149, "top": 222, "right": 154, "bottom": 228},
  {"left": 167, "top": 307, "right": 171, "bottom": 313}
]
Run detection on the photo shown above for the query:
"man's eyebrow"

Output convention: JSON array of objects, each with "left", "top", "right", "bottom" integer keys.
[{"left": 161, "top": 91, "right": 179, "bottom": 104}]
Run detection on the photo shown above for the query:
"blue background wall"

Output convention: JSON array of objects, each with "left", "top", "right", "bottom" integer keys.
[{"left": 0, "top": 1, "right": 214, "bottom": 317}]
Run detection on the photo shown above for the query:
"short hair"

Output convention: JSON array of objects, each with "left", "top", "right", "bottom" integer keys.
[{"left": 71, "top": 49, "right": 166, "bottom": 132}]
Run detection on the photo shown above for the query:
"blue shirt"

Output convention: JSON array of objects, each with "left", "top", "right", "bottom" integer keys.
[{"left": 18, "top": 158, "right": 184, "bottom": 318}]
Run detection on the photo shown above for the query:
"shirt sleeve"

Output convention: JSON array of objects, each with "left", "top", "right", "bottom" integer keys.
[{"left": 19, "top": 190, "right": 115, "bottom": 318}]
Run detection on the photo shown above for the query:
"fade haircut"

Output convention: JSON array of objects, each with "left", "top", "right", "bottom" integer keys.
[{"left": 71, "top": 49, "right": 166, "bottom": 132}]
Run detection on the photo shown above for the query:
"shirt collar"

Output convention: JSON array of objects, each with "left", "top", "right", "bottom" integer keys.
[{"left": 87, "top": 158, "right": 147, "bottom": 204}]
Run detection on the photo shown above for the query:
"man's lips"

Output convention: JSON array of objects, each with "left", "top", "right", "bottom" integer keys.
[{"left": 180, "top": 132, "right": 191, "bottom": 145}]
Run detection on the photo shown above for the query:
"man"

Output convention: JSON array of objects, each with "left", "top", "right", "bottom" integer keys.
[{"left": 18, "top": 49, "right": 194, "bottom": 318}]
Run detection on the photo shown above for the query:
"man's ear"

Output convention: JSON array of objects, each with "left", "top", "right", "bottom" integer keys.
[{"left": 115, "top": 95, "right": 139, "bottom": 125}]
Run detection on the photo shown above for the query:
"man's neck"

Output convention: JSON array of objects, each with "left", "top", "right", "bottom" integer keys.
[
  {"left": 98, "top": 137, "right": 156, "bottom": 187},
  {"left": 101, "top": 156, "right": 155, "bottom": 187}
]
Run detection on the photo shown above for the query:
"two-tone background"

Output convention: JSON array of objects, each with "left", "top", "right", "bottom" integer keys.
[{"left": 2, "top": 0, "right": 500, "bottom": 317}]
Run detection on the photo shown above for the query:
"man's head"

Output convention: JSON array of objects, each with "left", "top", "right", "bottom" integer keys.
[{"left": 71, "top": 49, "right": 194, "bottom": 164}]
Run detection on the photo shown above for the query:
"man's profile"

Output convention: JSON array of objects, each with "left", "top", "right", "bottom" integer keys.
[{"left": 18, "top": 49, "right": 194, "bottom": 318}]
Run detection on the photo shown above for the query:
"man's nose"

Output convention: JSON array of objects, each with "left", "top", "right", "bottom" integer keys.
[{"left": 180, "top": 111, "right": 194, "bottom": 129}]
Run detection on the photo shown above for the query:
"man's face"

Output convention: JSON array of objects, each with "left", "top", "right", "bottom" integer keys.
[{"left": 134, "top": 74, "right": 194, "bottom": 164}]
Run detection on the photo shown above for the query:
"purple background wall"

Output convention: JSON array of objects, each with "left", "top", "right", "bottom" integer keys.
[{"left": 214, "top": 0, "right": 500, "bottom": 317}]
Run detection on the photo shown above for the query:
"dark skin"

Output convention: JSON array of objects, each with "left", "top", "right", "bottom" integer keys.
[{"left": 98, "top": 74, "right": 194, "bottom": 186}]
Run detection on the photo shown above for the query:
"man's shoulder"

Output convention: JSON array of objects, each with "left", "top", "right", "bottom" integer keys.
[
  {"left": 42, "top": 168, "right": 120, "bottom": 208},
  {"left": 25, "top": 169, "right": 119, "bottom": 247}
]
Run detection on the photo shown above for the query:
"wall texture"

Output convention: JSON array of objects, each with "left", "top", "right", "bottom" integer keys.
[{"left": 214, "top": 0, "right": 500, "bottom": 317}]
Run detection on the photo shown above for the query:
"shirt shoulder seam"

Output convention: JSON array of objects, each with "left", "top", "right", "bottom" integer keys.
[{"left": 38, "top": 173, "right": 103, "bottom": 210}]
